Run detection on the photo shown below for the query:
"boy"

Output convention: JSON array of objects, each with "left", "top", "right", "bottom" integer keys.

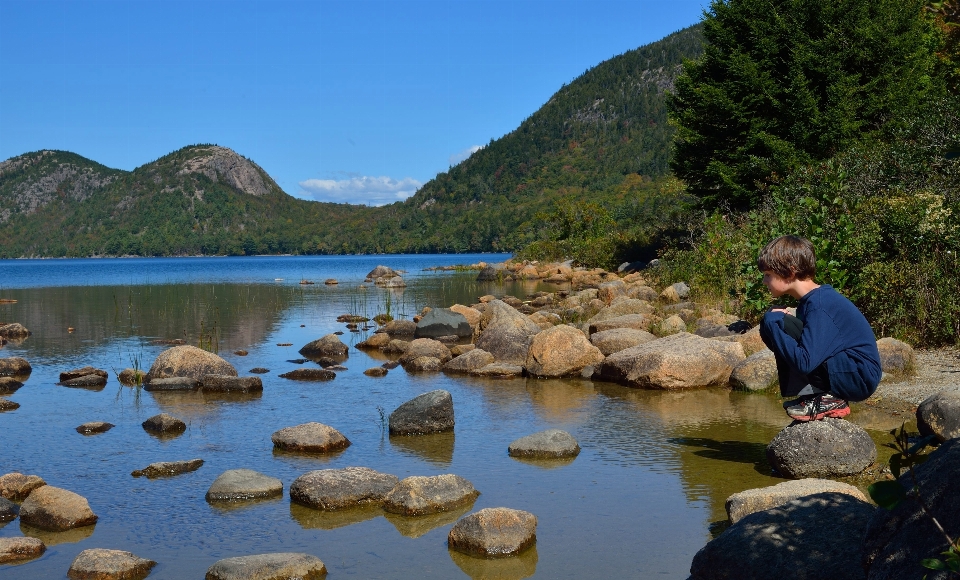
[{"left": 757, "top": 235, "right": 882, "bottom": 421}]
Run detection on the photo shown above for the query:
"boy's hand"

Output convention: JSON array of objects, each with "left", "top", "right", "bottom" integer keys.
[{"left": 769, "top": 307, "right": 790, "bottom": 314}]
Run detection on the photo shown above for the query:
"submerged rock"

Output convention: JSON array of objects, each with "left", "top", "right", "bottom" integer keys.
[
  {"left": 145, "top": 345, "right": 237, "bottom": 382},
  {"left": 206, "top": 553, "right": 327, "bottom": 580},
  {"left": 0, "top": 536, "right": 46, "bottom": 564},
  {"left": 67, "top": 548, "right": 156, "bottom": 580},
  {"left": 448, "top": 507, "right": 538, "bottom": 558},
  {"left": 289, "top": 467, "right": 399, "bottom": 510},
  {"left": 508, "top": 429, "right": 580, "bottom": 459},
  {"left": 131, "top": 459, "right": 204, "bottom": 478},
  {"left": 389, "top": 390, "right": 455, "bottom": 435},
  {"left": 206, "top": 469, "right": 283, "bottom": 502},
  {"left": 76, "top": 422, "right": 115, "bottom": 435},
  {"left": 0, "top": 472, "right": 46, "bottom": 501},
  {"left": 725, "top": 478, "right": 867, "bottom": 524},
  {"left": 19, "top": 485, "right": 98, "bottom": 531},
  {"left": 272, "top": 423, "right": 351, "bottom": 453},
  {"left": 382, "top": 474, "right": 480, "bottom": 516},
  {"left": 766, "top": 419, "right": 876, "bottom": 478}
]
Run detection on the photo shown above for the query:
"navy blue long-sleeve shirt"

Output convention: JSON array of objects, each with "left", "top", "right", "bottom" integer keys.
[{"left": 761, "top": 285, "right": 882, "bottom": 402}]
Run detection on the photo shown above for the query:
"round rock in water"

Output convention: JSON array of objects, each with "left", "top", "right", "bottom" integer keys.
[
  {"left": 131, "top": 459, "right": 204, "bottom": 478},
  {"left": 272, "top": 423, "right": 351, "bottom": 453},
  {"left": 0, "top": 397, "right": 19, "bottom": 411},
  {"left": 0, "top": 472, "right": 46, "bottom": 501},
  {"left": 0, "top": 497, "right": 18, "bottom": 521},
  {"left": 142, "top": 413, "right": 186, "bottom": 434},
  {"left": 508, "top": 429, "right": 580, "bottom": 459},
  {"left": 289, "top": 467, "right": 399, "bottom": 510},
  {"left": 690, "top": 493, "right": 875, "bottom": 580},
  {"left": 117, "top": 368, "right": 145, "bottom": 386},
  {"left": 448, "top": 507, "right": 538, "bottom": 558},
  {"left": 145, "top": 345, "right": 238, "bottom": 382},
  {"left": 766, "top": 418, "right": 876, "bottom": 478},
  {"left": 725, "top": 478, "right": 867, "bottom": 524},
  {"left": 0, "top": 377, "right": 24, "bottom": 394},
  {"left": 19, "top": 485, "right": 98, "bottom": 531},
  {"left": 388, "top": 390, "right": 455, "bottom": 435},
  {"left": 382, "top": 474, "right": 480, "bottom": 516},
  {"left": 916, "top": 390, "right": 960, "bottom": 443},
  {"left": 206, "top": 469, "right": 283, "bottom": 502},
  {"left": 0, "top": 537, "right": 46, "bottom": 564},
  {"left": 68, "top": 548, "right": 156, "bottom": 580},
  {"left": 0, "top": 357, "right": 32, "bottom": 376},
  {"left": 278, "top": 368, "right": 335, "bottom": 381},
  {"left": 76, "top": 422, "right": 115, "bottom": 435},
  {"left": 298, "top": 334, "right": 349, "bottom": 360},
  {"left": 206, "top": 552, "right": 327, "bottom": 580}
]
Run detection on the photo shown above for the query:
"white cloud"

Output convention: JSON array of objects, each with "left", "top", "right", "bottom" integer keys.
[
  {"left": 449, "top": 145, "right": 483, "bottom": 166},
  {"left": 298, "top": 175, "right": 423, "bottom": 206}
]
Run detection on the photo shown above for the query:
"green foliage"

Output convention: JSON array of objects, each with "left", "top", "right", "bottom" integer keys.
[{"left": 670, "top": 0, "right": 942, "bottom": 209}]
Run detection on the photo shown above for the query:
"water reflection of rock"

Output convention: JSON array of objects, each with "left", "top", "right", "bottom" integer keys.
[
  {"left": 289, "top": 502, "right": 381, "bottom": 530},
  {"left": 207, "top": 495, "right": 283, "bottom": 514},
  {"left": 508, "top": 456, "right": 578, "bottom": 470},
  {"left": 389, "top": 432, "right": 455, "bottom": 466},
  {"left": 449, "top": 544, "right": 538, "bottom": 580},
  {"left": 383, "top": 501, "right": 474, "bottom": 538},
  {"left": 145, "top": 389, "right": 262, "bottom": 421},
  {"left": 20, "top": 522, "right": 95, "bottom": 545},
  {"left": 524, "top": 379, "right": 595, "bottom": 422}
]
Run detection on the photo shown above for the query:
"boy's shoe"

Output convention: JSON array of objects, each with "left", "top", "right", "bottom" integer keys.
[{"left": 785, "top": 394, "right": 850, "bottom": 421}]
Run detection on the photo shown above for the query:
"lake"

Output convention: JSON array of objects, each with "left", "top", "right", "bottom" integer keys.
[{"left": 0, "top": 255, "right": 901, "bottom": 578}]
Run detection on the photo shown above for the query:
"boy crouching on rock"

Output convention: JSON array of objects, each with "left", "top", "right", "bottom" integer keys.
[{"left": 757, "top": 235, "right": 882, "bottom": 421}]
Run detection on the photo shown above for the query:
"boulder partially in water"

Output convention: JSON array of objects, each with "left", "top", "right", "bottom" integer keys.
[
  {"left": 0, "top": 472, "right": 46, "bottom": 501},
  {"left": 203, "top": 374, "right": 263, "bottom": 392},
  {"left": 382, "top": 474, "right": 480, "bottom": 516},
  {"left": 0, "top": 377, "right": 23, "bottom": 394},
  {"left": 0, "top": 497, "right": 17, "bottom": 521},
  {"left": 690, "top": 493, "right": 875, "bottom": 580},
  {"left": 117, "top": 368, "right": 145, "bottom": 386},
  {"left": 206, "top": 469, "right": 283, "bottom": 502},
  {"left": 206, "top": 553, "right": 327, "bottom": 580},
  {"left": 0, "top": 357, "right": 32, "bottom": 377},
  {"left": 443, "top": 349, "right": 494, "bottom": 374},
  {"left": 475, "top": 300, "right": 541, "bottom": 365},
  {"left": 141, "top": 413, "right": 186, "bottom": 434},
  {"left": 143, "top": 376, "right": 199, "bottom": 391},
  {"left": 414, "top": 308, "right": 472, "bottom": 339},
  {"left": 398, "top": 338, "right": 452, "bottom": 367},
  {"left": 470, "top": 363, "right": 524, "bottom": 378},
  {"left": 19, "top": 485, "right": 98, "bottom": 531},
  {"left": 766, "top": 418, "right": 876, "bottom": 478},
  {"left": 145, "top": 345, "right": 237, "bottom": 382},
  {"left": 131, "top": 459, "right": 204, "bottom": 478},
  {"left": 508, "top": 429, "right": 580, "bottom": 459},
  {"left": 278, "top": 368, "right": 336, "bottom": 381},
  {"left": 725, "top": 478, "right": 867, "bottom": 524},
  {"left": 0, "top": 536, "right": 45, "bottom": 564},
  {"left": 272, "top": 423, "right": 351, "bottom": 454},
  {"left": 597, "top": 332, "right": 745, "bottom": 389},
  {"left": 377, "top": 319, "right": 417, "bottom": 336},
  {"left": 389, "top": 390, "right": 455, "bottom": 435},
  {"left": 0, "top": 323, "right": 31, "bottom": 339},
  {"left": 290, "top": 467, "right": 399, "bottom": 510},
  {"left": 298, "top": 334, "right": 349, "bottom": 360},
  {"left": 589, "top": 327, "right": 657, "bottom": 355},
  {"left": 525, "top": 325, "right": 604, "bottom": 378},
  {"left": 448, "top": 507, "right": 538, "bottom": 558},
  {"left": 729, "top": 349, "right": 778, "bottom": 392},
  {"left": 916, "top": 390, "right": 960, "bottom": 443},
  {"left": 403, "top": 356, "right": 444, "bottom": 372},
  {"left": 59, "top": 373, "right": 108, "bottom": 388},
  {"left": 59, "top": 367, "right": 108, "bottom": 382},
  {"left": 356, "top": 332, "right": 391, "bottom": 349},
  {"left": 76, "top": 422, "right": 115, "bottom": 435},
  {"left": 363, "top": 367, "right": 388, "bottom": 377},
  {"left": 0, "top": 398, "right": 19, "bottom": 411},
  {"left": 67, "top": 548, "right": 156, "bottom": 580}
]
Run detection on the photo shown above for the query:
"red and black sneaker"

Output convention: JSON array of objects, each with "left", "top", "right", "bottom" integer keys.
[{"left": 785, "top": 393, "right": 850, "bottom": 421}]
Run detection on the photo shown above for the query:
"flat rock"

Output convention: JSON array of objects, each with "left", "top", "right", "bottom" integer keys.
[
  {"left": 448, "top": 507, "right": 537, "bottom": 558},
  {"left": 690, "top": 493, "right": 875, "bottom": 580},
  {"left": 508, "top": 429, "right": 580, "bottom": 459},
  {"left": 0, "top": 397, "right": 19, "bottom": 411},
  {"left": 206, "top": 469, "right": 283, "bottom": 502},
  {"left": 525, "top": 324, "right": 604, "bottom": 378},
  {"left": 766, "top": 418, "right": 876, "bottom": 478},
  {"left": 68, "top": 548, "right": 156, "bottom": 580},
  {"left": 117, "top": 368, "right": 145, "bottom": 386},
  {"left": 278, "top": 368, "right": 336, "bottom": 381},
  {"left": 19, "top": 485, "right": 98, "bottom": 531},
  {"left": 290, "top": 467, "right": 399, "bottom": 510},
  {"left": 470, "top": 363, "right": 524, "bottom": 378},
  {"left": 59, "top": 367, "right": 108, "bottom": 382},
  {"left": 597, "top": 332, "right": 745, "bottom": 389},
  {"left": 59, "top": 373, "right": 108, "bottom": 388},
  {"left": 206, "top": 553, "right": 327, "bottom": 580},
  {"left": 876, "top": 336, "right": 915, "bottom": 375},
  {"left": 389, "top": 390, "right": 455, "bottom": 435},
  {"left": 0, "top": 496, "right": 17, "bottom": 521},
  {"left": 203, "top": 375, "right": 263, "bottom": 392},
  {"left": 382, "top": 474, "right": 480, "bottom": 516},
  {"left": 414, "top": 308, "right": 472, "bottom": 339},
  {"left": 443, "top": 349, "right": 495, "bottom": 373},
  {"left": 363, "top": 367, "right": 388, "bottom": 377},
  {"left": 143, "top": 376, "right": 199, "bottom": 391},
  {"left": 0, "top": 376, "right": 24, "bottom": 394},
  {"left": 76, "top": 422, "right": 115, "bottom": 435},
  {"left": 589, "top": 327, "right": 657, "bottom": 355},
  {"left": 131, "top": 459, "right": 204, "bottom": 478},
  {"left": 298, "top": 334, "right": 349, "bottom": 360},
  {"left": 863, "top": 437, "right": 960, "bottom": 579},
  {"left": 0, "top": 356, "right": 31, "bottom": 376},
  {"left": 725, "top": 478, "right": 867, "bottom": 524},
  {"left": 141, "top": 413, "right": 186, "bottom": 434},
  {"left": 272, "top": 423, "right": 350, "bottom": 453},
  {"left": 729, "top": 349, "right": 778, "bottom": 391},
  {"left": 145, "top": 345, "right": 237, "bottom": 382},
  {"left": 475, "top": 300, "right": 542, "bottom": 365},
  {"left": 0, "top": 472, "right": 46, "bottom": 501},
  {"left": 0, "top": 536, "right": 46, "bottom": 564},
  {"left": 916, "top": 390, "right": 960, "bottom": 442}
]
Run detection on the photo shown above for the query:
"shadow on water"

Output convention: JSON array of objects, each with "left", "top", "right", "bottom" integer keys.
[
  {"left": 449, "top": 545, "right": 538, "bottom": 580},
  {"left": 389, "top": 432, "right": 455, "bottom": 466}
]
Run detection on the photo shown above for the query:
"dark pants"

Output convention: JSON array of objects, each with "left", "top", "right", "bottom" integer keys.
[{"left": 760, "top": 313, "right": 832, "bottom": 398}]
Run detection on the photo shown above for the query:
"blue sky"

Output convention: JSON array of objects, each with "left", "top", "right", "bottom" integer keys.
[{"left": 0, "top": 0, "right": 707, "bottom": 205}]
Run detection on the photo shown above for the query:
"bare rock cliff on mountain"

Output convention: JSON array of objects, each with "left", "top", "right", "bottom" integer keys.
[{"left": 174, "top": 146, "right": 275, "bottom": 197}]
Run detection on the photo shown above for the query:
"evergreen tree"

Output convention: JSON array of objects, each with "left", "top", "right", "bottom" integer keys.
[{"left": 670, "top": 0, "right": 941, "bottom": 209}]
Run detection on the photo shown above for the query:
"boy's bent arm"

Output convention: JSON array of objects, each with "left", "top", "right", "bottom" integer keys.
[{"left": 760, "top": 308, "right": 842, "bottom": 375}]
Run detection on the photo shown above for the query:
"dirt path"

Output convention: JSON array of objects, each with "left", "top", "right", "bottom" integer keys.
[{"left": 863, "top": 347, "right": 960, "bottom": 417}]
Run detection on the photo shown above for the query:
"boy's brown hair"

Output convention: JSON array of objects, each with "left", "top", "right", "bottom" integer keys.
[{"left": 757, "top": 235, "right": 816, "bottom": 280}]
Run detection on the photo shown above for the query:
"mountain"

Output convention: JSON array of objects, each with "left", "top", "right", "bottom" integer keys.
[{"left": 0, "top": 25, "right": 704, "bottom": 258}]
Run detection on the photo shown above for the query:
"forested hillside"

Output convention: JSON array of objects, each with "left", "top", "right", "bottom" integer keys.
[{"left": 0, "top": 25, "right": 704, "bottom": 258}]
